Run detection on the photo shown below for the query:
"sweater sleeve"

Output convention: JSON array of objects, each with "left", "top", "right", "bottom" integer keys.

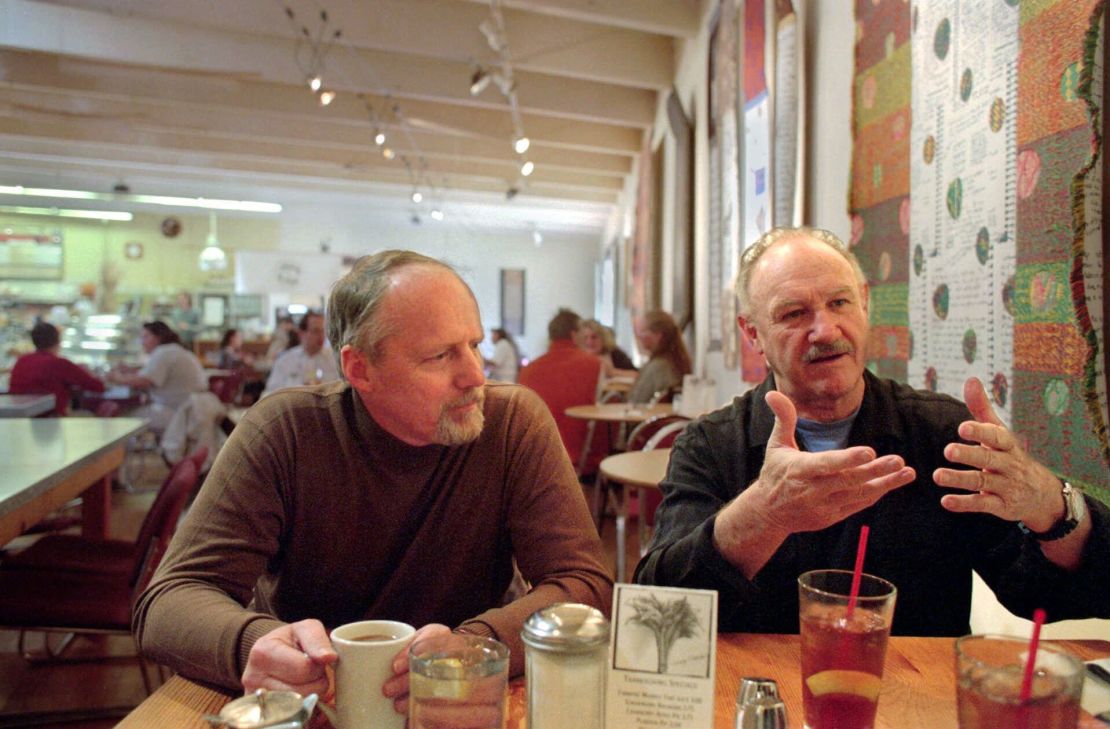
[
  {"left": 132, "top": 405, "right": 294, "bottom": 690},
  {"left": 57, "top": 358, "right": 106, "bottom": 393},
  {"left": 457, "top": 387, "right": 613, "bottom": 677}
]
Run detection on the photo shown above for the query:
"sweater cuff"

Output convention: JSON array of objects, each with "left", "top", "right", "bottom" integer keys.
[{"left": 237, "top": 616, "right": 288, "bottom": 681}]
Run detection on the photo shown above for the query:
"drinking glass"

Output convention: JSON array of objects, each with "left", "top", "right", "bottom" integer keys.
[
  {"left": 408, "top": 633, "right": 509, "bottom": 729},
  {"left": 955, "top": 634, "right": 1083, "bottom": 729},
  {"left": 798, "top": 569, "right": 897, "bottom": 729}
]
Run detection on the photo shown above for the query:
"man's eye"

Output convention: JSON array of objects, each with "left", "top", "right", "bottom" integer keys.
[{"left": 782, "top": 310, "right": 803, "bottom": 320}]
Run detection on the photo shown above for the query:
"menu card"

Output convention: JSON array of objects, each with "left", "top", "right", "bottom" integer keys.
[{"left": 606, "top": 584, "right": 718, "bottom": 729}]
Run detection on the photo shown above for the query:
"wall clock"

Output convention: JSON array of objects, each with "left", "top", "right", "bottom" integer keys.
[{"left": 161, "top": 216, "right": 182, "bottom": 237}]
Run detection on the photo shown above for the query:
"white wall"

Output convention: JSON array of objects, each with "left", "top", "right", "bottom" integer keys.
[{"left": 277, "top": 210, "right": 597, "bottom": 362}]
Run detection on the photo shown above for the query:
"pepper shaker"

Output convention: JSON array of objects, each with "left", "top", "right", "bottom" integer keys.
[
  {"left": 735, "top": 677, "right": 786, "bottom": 729},
  {"left": 522, "top": 603, "right": 610, "bottom": 729}
]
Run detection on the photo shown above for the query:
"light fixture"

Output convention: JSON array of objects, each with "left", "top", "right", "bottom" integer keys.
[
  {"left": 374, "top": 131, "right": 386, "bottom": 146},
  {"left": 198, "top": 211, "right": 228, "bottom": 271},
  {"left": 0, "top": 185, "right": 281, "bottom": 213},
  {"left": 513, "top": 135, "right": 530, "bottom": 154},
  {"left": 430, "top": 208, "right": 444, "bottom": 221},
  {"left": 520, "top": 160, "right": 534, "bottom": 177},
  {"left": 382, "top": 147, "right": 396, "bottom": 160},
  {"left": 532, "top": 228, "right": 543, "bottom": 246},
  {"left": 469, "top": 67, "right": 492, "bottom": 96},
  {"left": 318, "top": 90, "right": 336, "bottom": 106},
  {"left": 308, "top": 75, "right": 322, "bottom": 92},
  {"left": 505, "top": 186, "right": 519, "bottom": 200},
  {"left": 0, "top": 205, "right": 132, "bottom": 221},
  {"left": 411, "top": 191, "right": 423, "bottom": 203}
]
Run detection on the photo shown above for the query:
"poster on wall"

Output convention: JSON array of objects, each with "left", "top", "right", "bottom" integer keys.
[
  {"left": 500, "top": 268, "right": 525, "bottom": 337},
  {"left": 741, "top": 0, "right": 771, "bottom": 249},
  {"left": 0, "top": 232, "right": 63, "bottom": 280},
  {"left": 667, "top": 91, "right": 695, "bottom": 333},
  {"left": 770, "top": 0, "right": 803, "bottom": 227}
]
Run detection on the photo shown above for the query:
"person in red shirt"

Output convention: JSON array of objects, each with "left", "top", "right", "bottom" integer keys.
[
  {"left": 519, "top": 309, "right": 608, "bottom": 476},
  {"left": 9, "top": 321, "right": 106, "bottom": 415}
]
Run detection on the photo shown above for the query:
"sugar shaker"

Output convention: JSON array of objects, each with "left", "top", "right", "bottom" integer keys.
[{"left": 522, "top": 603, "right": 610, "bottom": 729}]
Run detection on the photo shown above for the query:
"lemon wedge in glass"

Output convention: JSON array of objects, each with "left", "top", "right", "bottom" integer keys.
[{"left": 805, "top": 670, "right": 882, "bottom": 701}]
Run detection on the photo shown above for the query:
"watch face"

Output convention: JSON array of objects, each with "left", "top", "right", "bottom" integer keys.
[{"left": 161, "top": 216, "right": 182, "bottom": 237}]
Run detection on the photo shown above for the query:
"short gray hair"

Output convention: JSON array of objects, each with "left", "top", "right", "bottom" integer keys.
[
  {"left": 733, "top": 226, "right": 867, "bottom": 317},
  {"left": 327, "top": 250, "right": 464, "bottom": 363}
]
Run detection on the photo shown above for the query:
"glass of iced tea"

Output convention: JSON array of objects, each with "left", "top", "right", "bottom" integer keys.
[
  {"left": 955, "top": 634, "right": 1083, "bottom": 729},
  {"left": 798, "top": 569, "right": 897, "bottom": 729},
  {"left": 408, "top": 633, "right": 510, "bottom": 729}
]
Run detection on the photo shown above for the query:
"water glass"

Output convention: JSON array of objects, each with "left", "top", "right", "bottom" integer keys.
[{"left": 409, "top": 633, "right": 509, "bottom": 729}]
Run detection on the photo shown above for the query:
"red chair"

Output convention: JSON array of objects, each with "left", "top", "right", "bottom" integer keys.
[
  {"left": 595, "top": 415, "right": 690, "bottom": 528},
  {"left": 2, "top": 447, "right": 207, "bottom": 576},
  {"left": 0, "top": 450, "right": 202, "bottom": 716},
  {"left": 208, "top": 371, "right": 244, "bottom": 405}
]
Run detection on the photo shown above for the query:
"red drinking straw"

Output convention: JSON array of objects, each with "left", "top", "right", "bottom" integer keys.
[
  {"left": 844, "top": 525, "right": 870, "bottom": 621},
  {"left": 1019, "top": 608, "right": 1048, "bottom": 704}
]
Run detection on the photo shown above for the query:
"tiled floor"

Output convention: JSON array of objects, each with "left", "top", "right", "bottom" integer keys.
[{"left": 0, "top": 469, "right": 643, "bottom": 728}]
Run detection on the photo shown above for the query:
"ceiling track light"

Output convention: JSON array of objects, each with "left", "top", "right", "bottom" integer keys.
[
  {"left": 411, "top": 191, "right": 423, "bottom": 204},
  {"left": 520, "top": 160, "right": 534, "bottom": 177},
  {"left": 308, "top": 75, "right": 322, "bottom": 92},
  {"left": 374, "top": 130, "right": 386, "bottom": 146},
  {"left": 318, "top": 90, "right": 336, "bottom": 106},
  {"left": 430, "top": 209, "right": 444, "bottom": 221},
  {"left": 382, "top": 147, "right": 396, "bottom": 160},
  {"left": 469, "top": 67, "right": 492, "bottom": 96},
  {"left": 513, "top": 135, "right": 530, "bottom": 154}
]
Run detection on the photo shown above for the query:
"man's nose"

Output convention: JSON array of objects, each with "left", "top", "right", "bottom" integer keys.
[
  {"left": 458, "top": 346, "right": 486, "bottom": 387},
  {"left": 810, "top": 309, "right": 841, "bottom": 341}
]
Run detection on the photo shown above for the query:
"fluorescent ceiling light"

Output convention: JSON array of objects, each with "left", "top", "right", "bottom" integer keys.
[
  {"left": 0, "top": 186, "right": 281, "bottom": 213},
  {"left": 0, "top": 204, "right": 133, "bottom": 221}
]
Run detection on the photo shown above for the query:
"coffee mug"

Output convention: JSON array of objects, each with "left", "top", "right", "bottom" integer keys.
[{"left": 328, "top": 620, "right": 415, "bottom": 729}]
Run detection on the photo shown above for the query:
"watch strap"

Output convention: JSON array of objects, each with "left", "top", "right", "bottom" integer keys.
[{"left": 1018, "top": 481, "right": 1081, "bottom": 542}]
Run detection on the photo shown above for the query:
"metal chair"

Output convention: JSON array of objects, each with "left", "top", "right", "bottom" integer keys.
[{"left": 594, "top": 414, "right": 691, "bottom": 529}]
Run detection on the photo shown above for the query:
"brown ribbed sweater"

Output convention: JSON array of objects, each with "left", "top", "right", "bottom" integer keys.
[{"left": 133, "top": 380, "right": 613, "bottom": 690}]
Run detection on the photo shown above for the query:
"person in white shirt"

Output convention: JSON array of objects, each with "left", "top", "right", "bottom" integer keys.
[
  {"left": 108, "top": 320, "right": 208, "bottom": 433},
  {"left": 262, "top": 311, "right": 340, "bottom": 396},
  {"left": 484, "top": 327, "right": 520, "bottom": 382}
]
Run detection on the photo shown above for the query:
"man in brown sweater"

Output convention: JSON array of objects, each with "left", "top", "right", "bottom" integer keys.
[{"left": 133, "top": 251, "right": 613, "bottom": 714}]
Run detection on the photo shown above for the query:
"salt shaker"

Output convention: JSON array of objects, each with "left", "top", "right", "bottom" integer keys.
[
  {"left": 522, "top": 602, "right": 610, "bottom": 729},
  {"left": 735, "top": 677, "right": 786, "bottom": 729}
]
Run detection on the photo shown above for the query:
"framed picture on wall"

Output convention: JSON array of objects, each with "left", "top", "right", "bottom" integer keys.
[{"left": 500, "top": 268, "right": 525, "bottom": 337}]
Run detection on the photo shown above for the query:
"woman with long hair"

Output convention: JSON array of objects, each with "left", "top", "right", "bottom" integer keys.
[
  {"left": 485, "top": 327, "right": 520, "bottom": 382},
  {"left": 627, "top": 310, "right": 692, "bottom": 404},
  {"left": 578, "top": 319, "right": 637, "bottom": 377}
]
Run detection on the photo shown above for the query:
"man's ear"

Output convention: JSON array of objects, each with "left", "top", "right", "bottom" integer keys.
[
  {"left": 341, "top": 344, "right": 375, "bottom": 392},
  {"left": 860, "top": 282, "right": 871, "bottom": 316},
  {"left": 737, "top": 315, "right": 763, "bottom": 354}
]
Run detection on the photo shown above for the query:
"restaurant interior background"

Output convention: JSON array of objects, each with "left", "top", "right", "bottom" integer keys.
[{"left": 0, "top": 0, "right": 1107, "bottom": 642}]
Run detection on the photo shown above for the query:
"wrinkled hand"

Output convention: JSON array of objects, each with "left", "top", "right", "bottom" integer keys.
[
  {"left": 241, "top": 619, "right": 337, "bottom": 697},
  {"left": 934, "top": 378, "right": 1063, "bottom": 531},
  {"left": 382, "top": 623, "right": 452, "bottom": 716},
  {"left": 747, "top": 391, "right": 916, "bottom": 535}
]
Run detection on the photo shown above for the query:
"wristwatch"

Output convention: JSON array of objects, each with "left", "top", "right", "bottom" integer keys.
[{"left": 1019, "top": 481, "right": 1087, "bottom": 541}]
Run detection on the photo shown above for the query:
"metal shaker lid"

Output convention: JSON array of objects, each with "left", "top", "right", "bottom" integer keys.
[
  {"left": 522, "top": 602, "right": 610, "bottom": 652},
  {"left": 206, "top": 689, "right": 315, "bottom": 729},
  {"left": 734, "top": 695, "right": 787, "bottom": 729},
  {"left": 736, "top": 676, "right": 779, "bottom": 707}
]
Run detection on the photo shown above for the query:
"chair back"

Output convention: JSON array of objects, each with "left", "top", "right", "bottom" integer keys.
[
  {"left": 626, "top": 414, "right": 691, "bottom": 452},
  {"left": 648, "top": 384, "right": 682, "bottom": 405},
  {"left": 208, "top": 372, "right": 244, "bottom": 404},
  {"left": 639, "top": 420, "right": 689, "bottom": 527},
  {"left": 128, "top": 448, "right": 204, "bottom": 591}
]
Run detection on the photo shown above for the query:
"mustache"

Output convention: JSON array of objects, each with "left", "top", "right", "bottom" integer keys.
[
  {"left": 802, "top": 340, "right": 854, "bottom": 363},
  {"left": 444, "top": 388, "right": 484, "bottom": 410}
]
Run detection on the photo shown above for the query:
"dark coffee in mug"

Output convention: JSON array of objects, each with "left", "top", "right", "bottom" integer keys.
[{"left": 349, "top": 633, "right": 397, "bottom": 642}]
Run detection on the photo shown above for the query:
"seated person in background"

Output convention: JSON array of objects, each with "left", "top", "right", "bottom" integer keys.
[
  {"left": 9, "top": 321, "right": 105, "bottom": 415},
  {"left": 264, "top": 315, "right": 298, "bottom": 366},
  {"left": 133, "top": 250, "right": 612, "bottom": 708},
  {"left": 217, "top": 328, "right": 256, "bottom": 370},
  {"left": 578, "top": 319, "right": 637, "bottom": 379},
  {"left": 635, "top": 226, "right": 1110, "bottom": 634},
  {"left": 626, "top": 310, "right": 692, "bottom": 404},
  {"left": 484, "top": 326, "right": 520, "bottom": 382},
  {"left": 261, "top": 311, "right": 339, "bottom": 396},
  {"left": 108, "top": 320, "right": 207, "bottom": 433},
  {"left": 519, "top": 309, "right": 609, "bottom": 475}
]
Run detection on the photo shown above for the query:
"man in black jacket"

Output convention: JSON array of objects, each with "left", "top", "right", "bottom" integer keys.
[{"left": 635, "top": 226, "right": 1110, "bottom": 635}]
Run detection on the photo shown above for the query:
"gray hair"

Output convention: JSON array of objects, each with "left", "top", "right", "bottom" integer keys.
[
  {"left": 733, "top": 226, "right": 867, "bottom": 317},
  {"left": 327, "top": 250, "right": 465, "bottom": 363}
]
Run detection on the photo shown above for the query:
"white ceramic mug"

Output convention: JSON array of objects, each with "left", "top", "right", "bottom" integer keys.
[{"left": 328, "top": 620, "right": 415, "bottom": 729}]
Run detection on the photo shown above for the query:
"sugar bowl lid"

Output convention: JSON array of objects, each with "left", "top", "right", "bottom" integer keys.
[
  {"left": 522, "top": 602, "right": 610, "bottom": 652},
  {"left": 205, "top": 688, "right": 317, "bottom": 729}
]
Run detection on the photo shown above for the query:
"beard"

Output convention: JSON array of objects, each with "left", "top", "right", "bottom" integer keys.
[{"left": 435, "top": 387, "right": 486, "bottom": 445}]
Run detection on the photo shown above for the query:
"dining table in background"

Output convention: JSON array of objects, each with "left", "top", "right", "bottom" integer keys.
[
  {"left": 597, "top": 447, "right": 672, "bottom": 581},
  {"left": 115, "top": 634, "right": 1110, "bottom": 728},
  {"left": 0, "top": 416, "right": 146, "bottom": 545},
  {"left": 565, "top": 402, "right": 674, "bottom": 476},
  {"left": 0, "top": 393, "right": 54, "bottom": 418}
]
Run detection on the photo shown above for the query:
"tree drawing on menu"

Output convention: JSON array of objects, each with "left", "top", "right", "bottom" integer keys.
[{"left": 625, "top": 594, "right": 701, "bottom": 674}]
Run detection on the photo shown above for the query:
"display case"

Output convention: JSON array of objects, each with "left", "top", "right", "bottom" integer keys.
[{"left": 60, "top": 314, "right": 143, "bottom": 371}]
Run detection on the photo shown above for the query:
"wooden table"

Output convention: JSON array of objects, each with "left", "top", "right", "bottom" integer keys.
[
  {"left": 0, "top": 393, "right": 54, "bottom": 417},
  {"left": 0, "top": 417, "right": 146, "bottom": 544},
  {"left": 116, "top": 635, "right": 1110, "bottom": 728},
  {"left": 598, "top": 448, "right": 672, "bottom": 581},
  {"left": 565, "top": 402, "right": 673, "bottom": 477}
]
